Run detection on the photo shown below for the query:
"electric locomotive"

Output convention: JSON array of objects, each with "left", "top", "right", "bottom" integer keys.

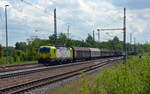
[{"left": 38, "top": 45, "right": 123, "bottom": 65}]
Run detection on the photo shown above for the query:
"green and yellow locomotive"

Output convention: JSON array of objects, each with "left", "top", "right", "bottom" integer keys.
[{"left": 38, "top": 46, "right": 73, "bottom": 65}]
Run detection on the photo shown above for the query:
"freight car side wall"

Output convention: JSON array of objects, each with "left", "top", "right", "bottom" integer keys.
[
  {"left": 90, "top": 48, "right": 101, "bottom": 58},
  {"left": 72, "top": 47, "right": 91, "bottom": 60}
]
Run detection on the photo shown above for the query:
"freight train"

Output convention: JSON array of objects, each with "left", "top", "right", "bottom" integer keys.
[{"left": 38, "top": 46, "right": 123, "bottom": 65}]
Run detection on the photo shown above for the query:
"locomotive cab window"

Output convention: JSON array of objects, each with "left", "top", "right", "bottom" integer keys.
[{"left": 40, "top": 47, "right": 50, "bottom": 53}]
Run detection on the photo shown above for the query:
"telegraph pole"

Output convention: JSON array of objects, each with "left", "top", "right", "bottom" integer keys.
[
  {"left": 97, "top": 29, "right": 100, "bottom": 42},
  {"left": 5, "top": 5, "right": 9, "bottom": 65},
  {"left": 134, "top": 37, "right": 136, "bottom": 52},
  {"left": 67, "top": 25, "right": 70, "bottom": 39},
  {"left": 97, "top": 8, "right": 127, "bottom": 63},
  {"left": 93, "top": 30, "right": 95, "bottom": 41},
  {"left": 130, "top": 33, "right": 132, "bottom": 51},
  {"left": 123, "top": 8, "right": 127, "bottom": 63},
  {"left": 54, "top": 8, "right": 57, "bottom": 46},
  {"left": 98, "top": 31, "right": 100, "bottom": 41}
]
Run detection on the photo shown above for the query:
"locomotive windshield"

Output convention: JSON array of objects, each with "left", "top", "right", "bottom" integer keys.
[{"left": 40, "top": 47, "right": 50, "bottom": 53}]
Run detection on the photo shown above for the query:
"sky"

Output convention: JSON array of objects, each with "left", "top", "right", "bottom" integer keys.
[{"left": 0, "top": 0, "right": 150, "bottom": 47}]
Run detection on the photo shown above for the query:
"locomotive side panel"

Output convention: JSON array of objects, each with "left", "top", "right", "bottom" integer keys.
[{"left": 56, "top": 47, "right": 72, "bottom": 59}]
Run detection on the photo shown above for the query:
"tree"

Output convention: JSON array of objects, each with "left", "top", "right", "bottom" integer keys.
[
  {"left": 49, "top": 34, "right": 56, "bottom": 45},
  {"left": 3, "top": 47, "right": 15, "bottom": 56},
  {"left": 111, "top": 36, "right": 121, "bottom": 50},
  {"left": 86, "top": 34, "right": 95, "bottom": 47},
  {"left": 57, "top": 33, "right": 68, "bottom": 46},
  {"left": 25, "top": 37, "right": 41, "bottom": 60},
  {"left": 15, "top": 42, "right": 27, "bottom": 51},
  {"left": 13, "top": 50, "right": 25, "bottom": 62},
  {"left": 49, "top": 33, "right": 69, "bottom": 46}
]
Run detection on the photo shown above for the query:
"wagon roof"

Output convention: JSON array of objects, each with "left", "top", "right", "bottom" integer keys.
[
  {"left": 89, "top": 48, "right": 100, "bottom": 51},
  {"left": 72, "top": 47, "right": 90, "bottom": 51}
]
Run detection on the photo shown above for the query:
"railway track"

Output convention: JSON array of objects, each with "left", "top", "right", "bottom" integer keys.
[
  {"left": 0, "top": 57, "right": 123, "bottom": 94},
  {"left": 0, "top": 63, "right": 44, "bottom": 73},
  {"left": 0, "top": 59, "right": 106, "bottom": 79}
]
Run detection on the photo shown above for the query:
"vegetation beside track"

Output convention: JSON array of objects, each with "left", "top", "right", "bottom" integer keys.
[
  {"left": 0, "top": 34, "right": 149, "bottom": 66},
  {"left": 47, "top": 54, "right": 150, "bottom": 94},
  {"left": 46, "top": 57, "right": 121, "bottom": 94},
  {"left": 0, "top": 59, "right": 37, "bottom": 67},
  {"left": 81, "top": 53, "right": 150, "bottom": 94}
]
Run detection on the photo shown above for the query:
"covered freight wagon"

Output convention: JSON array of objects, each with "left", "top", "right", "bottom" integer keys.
[
  {"left": 72, "top": 47, "right": 90, "bottom": 61},
  {"left": 101, "top": 50, "right": 110, "bottom": 57},
  {"left": 90, "top": 48, "right": 101, "bottom": 58}
]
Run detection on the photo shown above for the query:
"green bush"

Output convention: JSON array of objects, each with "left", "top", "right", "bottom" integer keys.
[
  {"left": 81, "top": 55, "right": 150, "bottom": 94},
  {"left": 0, "top": 57, "right": 6, "bottom": 65},
  {"left": 15, "top": 56, "right": 21, "bottom": 63},
  {"left": 0, "top": 56, "right": 14, "bottom": 65},
  {"left": 8, "top": 56, "right": 14, "bottom": 64}
]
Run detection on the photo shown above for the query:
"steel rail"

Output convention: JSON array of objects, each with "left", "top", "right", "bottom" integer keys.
[
  {"left": 0, "top": 58, "right": 109, "bottom": 79},
  {"left": 0, "top": 57, "right": 123, "bottom": 94},
  {"left": 0, "top": 63, "right": 43, "bottom": 73}
]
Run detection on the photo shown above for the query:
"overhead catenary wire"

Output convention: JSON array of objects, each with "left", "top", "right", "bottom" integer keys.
[
  {"left": 19, "top": 0, "right": 94, "bottom": 28},
  {"left": 3, "top": 0, "right": 126, "bottom": 44},
  {"left": 4, "top": 0, "right": 95, "bottom": 33},
  {"left": 0, "top": 8, "right": 4, "bottom": 21},
  {"left": 20, "top": 0, "right": 65, "bottom": 22}
]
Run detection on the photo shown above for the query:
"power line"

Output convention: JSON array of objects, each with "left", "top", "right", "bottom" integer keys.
[
  {"left": 20, "top": 0, "right": 65, "bottom": 22},
  {"left": 20, "top": 0, "right": 33, "bottom": 6},
  {"left": 19, "top": 0, "right": 94, "bottom": 29},
  {"left": 97, "top": 8, "right": 127, "bottom": 63},
  {"left": 6, "top": 0, "right": 95, "bottom": 35},
  {"left": 0, "top": 7, "right": 5, "bottom": 22},
  {"left": 0, "top": 9, "right": 3, "bottom": 21},
  {"left": 99, "top": 28, "right": 123, "bottom": 31},
  {"left": 105, "top": 32, "right": 114, "bottom": 37}
]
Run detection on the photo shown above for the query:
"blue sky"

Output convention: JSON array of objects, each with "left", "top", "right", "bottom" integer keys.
[{"left": 0, "top": 0, "right": 150, "bottom": 46}]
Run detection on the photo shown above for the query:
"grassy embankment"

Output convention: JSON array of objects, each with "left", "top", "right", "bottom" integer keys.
[
  {"left": 47, "top": 53, "right": 150, "bottom": 94},
  {"left": 0, "top": 57, "right": 37, "bottom": 67}
]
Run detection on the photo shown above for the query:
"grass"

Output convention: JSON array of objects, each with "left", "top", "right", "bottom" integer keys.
[
  {"left": 0, "top": 56, "right": 38, "bottom": 67},
  {"left": 46, "top": 58, "right": 119, "bottom": 94},
  {"left": 46, "top": 70, "right": 105, "bottom": 94},
  {"left": 0, "top": 59, "right": 37, "bottom": 67},
  {"left": 5, "top": 61, "right": 37, "bottom": 66},
  {"left": 81, "top": 53, "right": 150, "bottom": 94},
  {"left": 46, "top": 53, "right": 150, "bottom": 94}
]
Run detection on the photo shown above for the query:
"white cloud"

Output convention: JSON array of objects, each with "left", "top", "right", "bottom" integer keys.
[
  {"left": 0, "top": 0, "right": 9, "bottom": 7},
  {"left": 127, "top": 8, "right": 150, "bottom": 34},
  {"left": 0, "top": 0, "right": 150, "bottom": 46}
]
